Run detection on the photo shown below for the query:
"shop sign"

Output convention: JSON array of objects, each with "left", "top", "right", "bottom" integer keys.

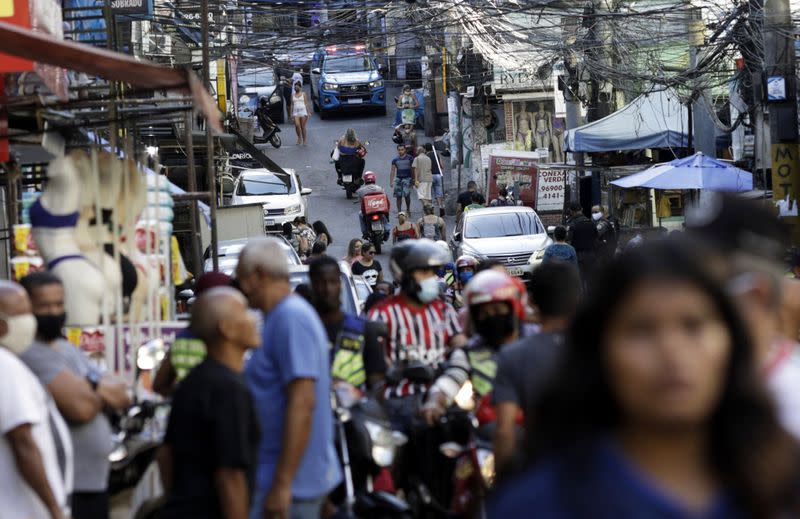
[
  {"left": 110, "top": 0, "right": 152, "bottom": 16},
  {"left": 488, "top": 152, "right": 539, "bottom": 207},
  {"left": 536, "top": 168, "right": 566, "bottom": 213}
]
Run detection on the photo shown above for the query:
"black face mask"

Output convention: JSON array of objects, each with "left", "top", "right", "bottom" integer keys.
[
  {"left": 35, "top": 313, "right": 66, "bottom": 341},
  {"left": 474, "top": 313, "right": 516, "bottom": 346}
]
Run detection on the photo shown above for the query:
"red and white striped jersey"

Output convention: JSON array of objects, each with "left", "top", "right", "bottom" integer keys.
[{"left": 368, "top": 295, "right": 462, "bottom": 397}]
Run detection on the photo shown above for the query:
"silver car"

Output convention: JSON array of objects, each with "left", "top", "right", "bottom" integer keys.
[
  {"left": 203, "top": 236, "right": 302, "bottom": 276},
  {"left": 451, "top": 206, "right": 553, "bottom": 281}
]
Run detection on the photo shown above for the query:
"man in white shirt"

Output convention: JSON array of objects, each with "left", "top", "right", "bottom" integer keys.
[{"left": 0, "top": 280, "right": 70, "bottom": 519}]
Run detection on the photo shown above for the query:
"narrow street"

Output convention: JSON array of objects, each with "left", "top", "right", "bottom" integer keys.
[{"left": 256, "top": 86, "right": 456, "bottom": 262}]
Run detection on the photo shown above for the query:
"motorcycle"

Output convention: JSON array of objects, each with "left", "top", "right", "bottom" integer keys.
[
  {"left": 332, "top": 141, "right": 368, "bottom": 199},
  {"left": 109, "top": 339, "right": 170, "bottom": 518},
  {"left": 360, "top": 191, "right": 390, "bottom": 255},
  {"left": 254, "top": 106, "right": 282, "bottom": 149},
  {"left": 332, "top": 381, "right": 411, "bottom": 519},
  {"left": 439, "top": 385, "right": 496, "bottom": 519}
]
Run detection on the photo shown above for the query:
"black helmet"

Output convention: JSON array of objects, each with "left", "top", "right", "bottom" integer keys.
[
  {"left": 401, "top": 239, "right": 451, "bottom": 272},
  {"left": 259, "top": 96, "right": 268, "bottom": 107},
  {"left": 397, "top": 239, "right": 450, "bottom": 299},
  {"left": 389, "top": 241, "right": 415, "bottom": 282}
]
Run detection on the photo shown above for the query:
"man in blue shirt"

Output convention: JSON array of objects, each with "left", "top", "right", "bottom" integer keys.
[
  {"left": 236, "top": 237, "right": 342, "bottom": 519},
  {"left": 390, "top": 144, "right": 415, "bottom": 216},
  {"left": 542, "top": 225, "right": 579, "bottom": 271}
]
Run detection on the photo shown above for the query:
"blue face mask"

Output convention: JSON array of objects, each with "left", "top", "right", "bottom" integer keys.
[
  {"left": 417, "top": 277, "right": 441, "bottom": 304},
  {"left": 459, "top": 271, "right": 474, "bottom": 285}
]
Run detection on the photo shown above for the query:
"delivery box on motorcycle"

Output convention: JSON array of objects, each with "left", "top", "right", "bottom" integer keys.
[{"left": 362, "top": 192, "right": 390, "bottom": 216}]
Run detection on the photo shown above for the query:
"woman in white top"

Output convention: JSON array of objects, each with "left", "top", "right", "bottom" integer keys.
[{"left": 292, "top": 82, "right": 310, "bottom": 145}]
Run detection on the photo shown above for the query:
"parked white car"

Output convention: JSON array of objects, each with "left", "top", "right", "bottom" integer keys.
[
  {"left": 203, "top": 236, "right": 302, "bottom": 276},
  {"left": 231, "top": 168, "right": 312, "bottom": 232},
  {"left": 451, "top": 206, "right": 552, "bottom": 282}
]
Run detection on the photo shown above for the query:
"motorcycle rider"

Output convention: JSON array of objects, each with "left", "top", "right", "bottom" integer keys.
[
  {"left": 356, "top": 171, "right": 390, "bottom": 240},
  {"left": 335, "top": 128, "right": 366, "bottom": 187},
  {"left": 422, "top": 269, "right": 525, "bottom": 425},
  {"left": 309, "top": 256, "right": 387, "bottom": 396},
  {"left": 367, "top": 239, "right": 467, "bottom": 431},
  {"left": 447, "top": 255, "right": 479, "bottom": 309}
]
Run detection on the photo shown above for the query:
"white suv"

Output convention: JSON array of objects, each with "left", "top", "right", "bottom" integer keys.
[{"left": 231, "top": 168, "right": 312, "bottom": 231}]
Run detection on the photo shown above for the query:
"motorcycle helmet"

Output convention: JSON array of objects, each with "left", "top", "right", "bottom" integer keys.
[
  {"left": 389, "top": 241, "right": 415, "bottom": 283},
  {"left": 398, "top": 239, "right": 451, "bottom": 300},
  {"left": 259, "top": 96, "right": 268, "bottom": 108},
  {"left": 464, "top": 270, "right": 525, "bottom": 343},
  {"left": 392, "top": 131, "right": 403, "bottom": 145},
  {"left": 455, "top": 254, "right": 479, "bottom": 285},
  {"left": 364, "top": 171, "right": 377, "bottom": 185}
]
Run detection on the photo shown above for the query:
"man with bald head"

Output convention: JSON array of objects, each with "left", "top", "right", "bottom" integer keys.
[
  {"left": 0, "top": 281, "right": 70, "bottom": 519},
  {"left": 159, "top": 287, "right": 261, "bottom": 519},
  {"left": 237, "top": 237, "right": 341, "bottom": 519}
]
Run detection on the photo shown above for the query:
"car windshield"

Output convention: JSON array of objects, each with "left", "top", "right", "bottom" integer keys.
[
  {"left": 236, "top": 173, "right": 295, "bottom": 196},
  {"left": 324, "top": 54, "right": 373, "bottom": 73},
  {"left": 464, "top": 212, "right": 545, "bottom": 239},
  {"left": 238, "top": 68, "right": 276, "bottom": 88},
  {"left": 289, "top": 271, "right": 357, "bottom": 314}
]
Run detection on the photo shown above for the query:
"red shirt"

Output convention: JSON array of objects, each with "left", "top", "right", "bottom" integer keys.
[{"left": 368, "top": 294, "right": 462, "bottom": 396}]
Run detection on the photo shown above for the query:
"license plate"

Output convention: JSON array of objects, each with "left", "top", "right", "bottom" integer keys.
[
  {"left": 343, "top": 175, "right": 353, "bottom": 182},
  {"left": 371, "top": 221, "right": 383, "bottom": 231},
  {"left": 507, "top": 267, "right": 524, "bottom": 277},
  {"left": 265, "top": 219, "right": 275, "bottom": 227},
  {"left": 347, "top": 98, "right": 363, "bottom": 104}
]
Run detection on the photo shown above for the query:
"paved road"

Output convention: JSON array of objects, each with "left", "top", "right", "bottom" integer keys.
[{"left": 257, "top": 86, "right": 456, "bottom": 264}]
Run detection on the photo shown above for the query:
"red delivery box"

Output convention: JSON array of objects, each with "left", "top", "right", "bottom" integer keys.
[{"left": 362, "top": 192, "right": 390, "bottom": 215}]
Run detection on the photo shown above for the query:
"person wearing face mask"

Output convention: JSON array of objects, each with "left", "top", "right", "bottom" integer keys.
[
  {"left": 19, "top": 272, "right": 130, "bottom": 519},
  {"left": 421, "top": 270, "right": 526, "bottom": 427},
  {"left": 367, "top": 239, "right": 467, "bottom": 432},
  {"left": 445, "top": 255, "right": 478, "bottom": 310},
  {"left": 0, "top": 280, "right": 71, "bottom": 519},
  {"left": 592, "top": 205, "right": 617, "bottom": 261}
]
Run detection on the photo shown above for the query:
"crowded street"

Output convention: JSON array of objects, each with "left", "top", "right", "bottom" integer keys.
[{"left": 4, "top": 0, "right": 800, "bottom": 518}]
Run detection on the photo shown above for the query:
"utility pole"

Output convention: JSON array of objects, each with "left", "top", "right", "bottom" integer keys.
[
  {"left": 764, "top": 0, "right": 800, "bottom": 243},
  {"left": 688, "top": 8, "right": 715, "bottom": 157},
  {"left": 202, "top": 0, "right": 219, "bottom": 270}
]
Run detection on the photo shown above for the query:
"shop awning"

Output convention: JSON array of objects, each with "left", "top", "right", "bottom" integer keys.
[
  {"left": 564, "top": 88, "right": 688, "bottom": 153},
  {"left": 0, "top": 21, "right": 221, "bottom": 133}
]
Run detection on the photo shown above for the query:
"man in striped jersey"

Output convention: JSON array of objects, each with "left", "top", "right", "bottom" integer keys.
[{"left": 367, "top": 239, "right": 468, "bottom": 431}]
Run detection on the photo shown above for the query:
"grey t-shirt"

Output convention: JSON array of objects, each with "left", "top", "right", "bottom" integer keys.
[
  {"left": 493, "top": 332, "right": 564, "bottom": 413},
  {"left": 21, "top": 339, "right": 113, "bottom": 492}
]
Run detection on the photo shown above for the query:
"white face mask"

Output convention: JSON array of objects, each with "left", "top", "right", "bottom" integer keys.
[
  {"left": 0, "top": 313, "right": 37, "bottom": 355},
  {"left": 592, "top": 212, "right": 603, "bottom": 221}
]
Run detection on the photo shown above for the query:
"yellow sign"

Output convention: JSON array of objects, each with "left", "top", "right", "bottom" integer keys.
[
  {"left": 0, "top": 0, "right": 14, "bottom": 17},
  {"left": 772, "top": 143, "right": 800, "bottom": 244},
  {"left": 216, "top": 59, "right": 227, "bottom": 113}
]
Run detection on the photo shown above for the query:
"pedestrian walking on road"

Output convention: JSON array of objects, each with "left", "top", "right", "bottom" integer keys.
[
  {"left": 21, "top": 272, "right": 130, "bottom": 519},
  {"left": 397, "top": 84, "right": 419, "bottom": 126},
  {"left": 457, "top": 181, "right": 485, "bottom": 218},
  {"left": 489, "top": 240, "right": 800, "bottom": 518},
  {"left": 567, "top": 202, "right": 598, "bottom": 289},
  {"left": 236, "top": 238, "right": 342, "bottom": 519},
  {"left": 0, "top": 280, "right": 71, "bottom": 519},
  {"left": 390, "top": 144, "right": 414, "bottom": 215},
  {"left": 280, "top": 75, "right": 293, "bottom": 122},
  {"left": 392, "top": 212, "right": 418, "bottom": 243},
  {"left": 158, "top": 287, "right": 261, "bottom": 519},
  {"left": 412, "top": 146, "right": 433, "bottom": 207},
  {"left": 291, "top": 83, "right": 310, "bottom": 146},
  {"left": 351, "top": 243, "right": 384, "bottom": 287},
  {"left": 542, "top": 225, "right": 578, "bottom": 271},
  {"left": 417, "top": 203, "right": 446, "bottom": 241},
  {"left": 312, "top": 221, "right": 333, "bottom": 246},
  {"left": 424, "top": 143, "right": 445, "bottom": 216},
  {"left": 344, "top": 238, "right": 363, "bottom": 265}
]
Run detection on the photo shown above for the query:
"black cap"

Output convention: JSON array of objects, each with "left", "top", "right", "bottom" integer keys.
[{"left": 685, "top": 193, "right": 788, "bottom": 263}]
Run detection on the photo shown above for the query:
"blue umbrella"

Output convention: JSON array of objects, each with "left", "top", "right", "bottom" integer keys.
[{"left": 610, "top": 152, "right": 753, "bottom": 192}]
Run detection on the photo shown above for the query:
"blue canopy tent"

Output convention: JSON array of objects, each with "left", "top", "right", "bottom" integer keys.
[
  {"left": 610, "top": 152, "right": 753, "bottom": 192},
  {"left": 564, "top": 89, "right": 689, "bottom": 152}
]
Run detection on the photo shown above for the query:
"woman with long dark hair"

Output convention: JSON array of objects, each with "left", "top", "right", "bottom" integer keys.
[
  {"left": 312, "top": 220, "right": 333, "bottom": 246},
  {"left": 489, "top": 239, "right": 799, "bottom": 518}
]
